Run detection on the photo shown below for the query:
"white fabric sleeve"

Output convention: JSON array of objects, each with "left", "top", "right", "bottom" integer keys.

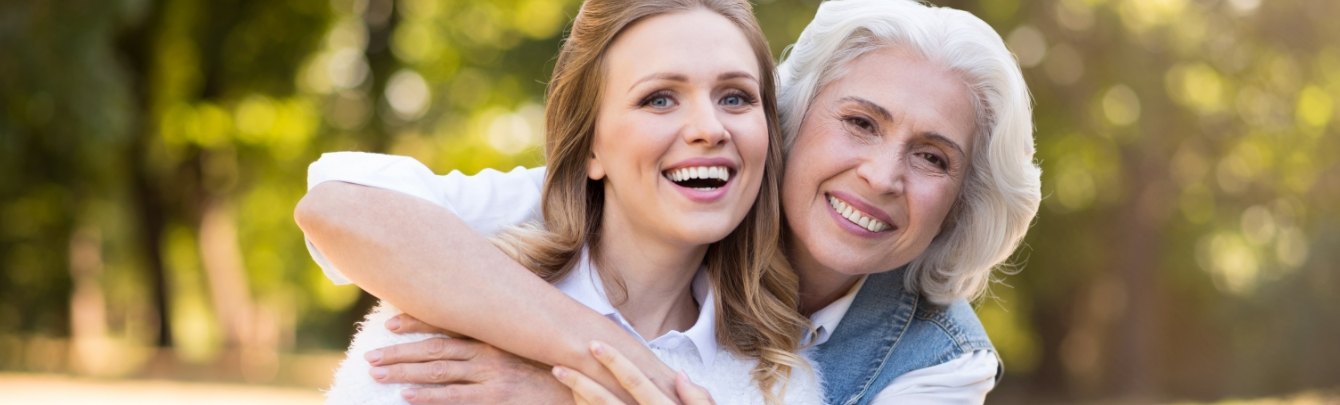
[
  {"left": 303, "top": 151, "right": 546, "bottom": 284},
  {"left": 867, "top": 350, "right": 998, "bottom": 405}
]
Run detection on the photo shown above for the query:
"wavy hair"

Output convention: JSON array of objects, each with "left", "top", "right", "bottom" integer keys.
[
  {"left": 777, "top": 0, "right": 1043, "bottom": 304},
  {"left": 489, "top": 0, "right": 808, "bottom": 401}
]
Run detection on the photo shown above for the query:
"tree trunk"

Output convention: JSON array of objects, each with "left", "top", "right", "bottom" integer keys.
[{"left": 117, "top": 0, "right": 173, "bottom": 348}]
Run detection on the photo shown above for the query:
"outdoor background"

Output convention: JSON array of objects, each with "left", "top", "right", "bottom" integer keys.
[{"left": 1, "top": 0, "right": 1337, "bottom": 403}]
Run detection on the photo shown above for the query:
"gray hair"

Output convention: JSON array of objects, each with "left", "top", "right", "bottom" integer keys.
[{"left": 777, "top": 0, "right": 1042, "bottom": 304}]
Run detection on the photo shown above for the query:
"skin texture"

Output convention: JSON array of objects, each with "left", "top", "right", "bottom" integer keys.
[
  {"left": 363, "top": 45, "right": 982, "bottom": 402},
  {"left": 297, "top": 182, "right": 670, "bottom": 402},
  {"left": 553, "top": 341, "right": 716, "bottom": 405},
  {"left": 783, "top": 46, "right": 978, "bottom": 313},
  {"left": 581, "top": 8, "right": 770, "bottom": 339},
  {"left": 590, "top": 7, "right": 768, "bottom": 261},
  {"left": 298, "top": 8, "right": 771, "bottom": 404},
  {"left": 364, "top": 332, "right": 569, "bottom": 404}
]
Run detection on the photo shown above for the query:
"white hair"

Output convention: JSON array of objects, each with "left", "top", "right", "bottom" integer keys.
[{"left": 777, "top": 0, "right": 1042, "bottom": 304}]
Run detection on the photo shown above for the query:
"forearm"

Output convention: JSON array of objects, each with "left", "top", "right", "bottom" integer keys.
[{"left": 295, "top": 182, "right": 677, "bottom": 397}]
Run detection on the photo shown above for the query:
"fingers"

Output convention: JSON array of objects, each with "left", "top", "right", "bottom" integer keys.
[
  {"left": 372, "top": 360, "right": 472, "bottom": 384},
  {"left": 368, "top": 337, "right": 480, "bottom": 366},
  {"left": 589, "top": 341, "right": 674, "bottom": 405},
  {"left": 674, "top": 372, "right": 716, "bottom": 405},
  {"left": 553, "top": 366, "right": 623, "bottom": 405}
]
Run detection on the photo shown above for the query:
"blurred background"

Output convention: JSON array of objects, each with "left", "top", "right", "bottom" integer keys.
[{"left": 0, "top": 0, "right": 1337, "bottom": 403}]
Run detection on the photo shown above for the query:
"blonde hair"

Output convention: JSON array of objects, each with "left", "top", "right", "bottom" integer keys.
[
  {"left": 777, "top": 0, "right": 1042, "bottom": 304},
  {"left": 490, "top": 0, "right": 808, "bottom": 401}
]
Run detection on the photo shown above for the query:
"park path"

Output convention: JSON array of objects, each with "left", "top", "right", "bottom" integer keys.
[{"left": 0, "top": 373, "right": 323, "bottom": 404}]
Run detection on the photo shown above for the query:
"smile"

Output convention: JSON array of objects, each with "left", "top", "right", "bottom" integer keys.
[
  {"left": 665, "top": 166, "right": 731, "bottom": 190},
  {"left": 828, "top": 194, "right": 891, "bottom": 233}
]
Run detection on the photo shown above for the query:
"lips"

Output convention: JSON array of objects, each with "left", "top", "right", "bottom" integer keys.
[{"left": 827, "top": 193, "right": 892, "bottom": 233}]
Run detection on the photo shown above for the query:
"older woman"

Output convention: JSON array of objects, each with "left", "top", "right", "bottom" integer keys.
[{"left": 297, "top": 0, "right": 1038, "bottom": 403}]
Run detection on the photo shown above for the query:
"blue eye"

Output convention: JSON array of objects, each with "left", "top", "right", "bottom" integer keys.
[
  {"left": 720, "top": 91, "right": 757, "bottom": 109},
  {"left": 640, "top": 91, "right": 676, "bottom": 109},
  {"left": 648, "top": 96, "right": 672, "bottom": 108}
]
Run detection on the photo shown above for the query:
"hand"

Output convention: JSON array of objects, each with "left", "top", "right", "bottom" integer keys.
[
  {"left": 552, "top": 341, "right": 715, "bottom": 405},
  {"left": 368, "top": 314, "right": 572, "bottom": 404}
]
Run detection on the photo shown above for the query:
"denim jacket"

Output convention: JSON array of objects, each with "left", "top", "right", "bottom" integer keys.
[{"left": 813, "top": 267, "right": 1001, "bottom": 405}]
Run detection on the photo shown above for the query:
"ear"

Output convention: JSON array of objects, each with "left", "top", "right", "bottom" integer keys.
[{"left": 587, "top": 151, "right": 606, "bottom": 181}]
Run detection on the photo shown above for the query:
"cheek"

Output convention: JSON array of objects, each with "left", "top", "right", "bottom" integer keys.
[
  {"left": 785, "top": 127, "right": 852, "bottom": 182},
  {"left": 735, "top": 114, "right": 770, "bottom": 165},
  {"left": 781, "top": 146, "right": 816, "bottom": 199},
  {"left": 912, "top": 182, "right": 962, "bottom": 228}
]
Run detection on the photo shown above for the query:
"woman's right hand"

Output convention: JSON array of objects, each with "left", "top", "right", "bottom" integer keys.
[
  {"left": 368, "top": 314, "right": 573, "bottom": 404},
  {"left": 552, "top": 341, "right": 715, "bottom": 405}
]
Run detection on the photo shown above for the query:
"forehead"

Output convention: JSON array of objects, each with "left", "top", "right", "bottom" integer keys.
[
  {"left": 824, "top": 46, "right": 977, "bottom": 145},
  {"left": 602, "top": 9, "right": 760, "bottom": 86}
]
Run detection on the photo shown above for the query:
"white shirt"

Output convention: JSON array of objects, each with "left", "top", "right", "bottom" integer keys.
[
  {"left": 554, "top": 249, "right": 823, "bottom": 404},
  {"left": 305, "top": 151, "right": 995, "bottom": 404},
  {"left": 305, "top": 152, "right": 545, "bottom": 285},
  {"left": 327, "top": 244, "right": 822, "bottom": 404},
  {"left": 561, "top": 248, "right": 721, "bottom": 366}
]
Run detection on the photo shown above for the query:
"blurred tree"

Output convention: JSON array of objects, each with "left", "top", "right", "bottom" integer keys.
[
  {"left": 942, "top": 0, "right": 1340, "bottom": 401},
  {"left": 1, "top": 0, "right": 1337, "bottom": 400},
  {"left": 1, "top": 0, "right": 138, "bottom": 347}
]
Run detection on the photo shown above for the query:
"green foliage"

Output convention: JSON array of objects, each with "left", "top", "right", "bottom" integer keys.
[{"left": 1, "top": 0, "right": 1336, "bottom": 400}]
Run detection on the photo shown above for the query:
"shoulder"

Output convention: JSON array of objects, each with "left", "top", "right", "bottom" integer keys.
[
  {"left": 912, "top": 298, "right": 994, "bottom": 353},
  {"left": 816, "top": 286, "right": 1001, "bottom": 405}
]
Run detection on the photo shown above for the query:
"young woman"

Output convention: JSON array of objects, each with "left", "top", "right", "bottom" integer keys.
[
  {"left": 298, "top": 0, "right": 822, "bottom": 404},
  {"left": 300, "top": 0, "right": 1040, "bottom": 403}
]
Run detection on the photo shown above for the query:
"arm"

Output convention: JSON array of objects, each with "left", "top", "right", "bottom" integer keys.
[{"left": 295, "top": 154, "right": 678, "bottom": 398}]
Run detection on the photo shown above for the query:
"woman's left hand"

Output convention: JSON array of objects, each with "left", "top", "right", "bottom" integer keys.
[
  {"left": 552, "top": 341, "right": 715, "bottom": 405},
  {"left": 372, "top": 314, "right": 572, "bottom": 404}
]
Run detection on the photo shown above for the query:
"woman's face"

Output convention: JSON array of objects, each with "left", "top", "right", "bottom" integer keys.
[
  {"left": 590, "top": 9, "right": 769, "bottom": 249},
  {"left": 782, "top": 46, "right": 977, "bottom": 277}
]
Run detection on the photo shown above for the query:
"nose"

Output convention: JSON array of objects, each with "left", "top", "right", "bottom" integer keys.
[
  {"left": 682, "top": 98, "right": 729, "bottom": 146},
  {"left": 855, "top": 146, "right": 904, "bottom": 196}
]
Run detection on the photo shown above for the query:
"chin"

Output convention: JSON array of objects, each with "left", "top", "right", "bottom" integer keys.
[
  {"left": 677, "top": 223, "right": 738, "bottom": 246},
  {"left": 810, "top": 245, "right": 895, "bottom": 276},
  {"left": 691, "top": 229, "right": 736, "bottom": 246}
]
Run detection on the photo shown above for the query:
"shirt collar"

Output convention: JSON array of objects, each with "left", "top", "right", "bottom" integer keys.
[
  {"left": 552, "top": 246, "right": 720, "bottom": 366},
  {"left": 552, "top": 247, "right": 620, "bottom": 318},
  {"left": 679, "top": 268, "right": 718, "bottom": 366},
  {"left": 806, "top": 275, "right": 867, "bottom": 347}
]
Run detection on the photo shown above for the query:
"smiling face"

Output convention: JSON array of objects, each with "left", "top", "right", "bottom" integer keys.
[
  {"left": 782, "top": 45, "right": 978, "bottom": 278},
  {"left": 589, "top": 8, "right": 769, "bottom": 250}
]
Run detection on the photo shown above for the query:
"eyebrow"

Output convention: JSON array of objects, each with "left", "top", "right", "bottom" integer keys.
[
  {"left": 628, "top": 71, "right": 758, "bottom": 91},
  {"left": 839, "top": 96, "right": 968, "bottom": 158},
  {"left": 717, "top": 71, "right": 759, "bottom": 83},
  {"left": 839, "top": 96, "right": 894, "bottom": 123},
  {"left": 924, "top": 132, "right": 968, "bottom": 160}
]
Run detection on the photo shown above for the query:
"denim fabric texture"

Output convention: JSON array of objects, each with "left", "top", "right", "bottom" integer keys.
[{"left": 813, "top": 267, "right": 1001, "bottom": 405}]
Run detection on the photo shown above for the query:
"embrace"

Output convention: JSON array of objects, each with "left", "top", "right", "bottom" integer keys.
[{"left": 296, "top": 0, "right": 1040, "bottom": 404}]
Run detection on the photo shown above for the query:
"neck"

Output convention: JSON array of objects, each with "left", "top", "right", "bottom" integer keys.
[
  {"left": 594, "top": 210, "right": 706, "bottom": 340},
  {"left": 789, "top": 234, "right": 862, "bottom": 316}
]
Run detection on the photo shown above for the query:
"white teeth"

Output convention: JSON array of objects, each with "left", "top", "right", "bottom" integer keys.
[
  {"left": 828, "top": 195, "right": 890, "bottom": 233},
  {"left": 666, "top": 166, "right": 731, "bottom": 183}
]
